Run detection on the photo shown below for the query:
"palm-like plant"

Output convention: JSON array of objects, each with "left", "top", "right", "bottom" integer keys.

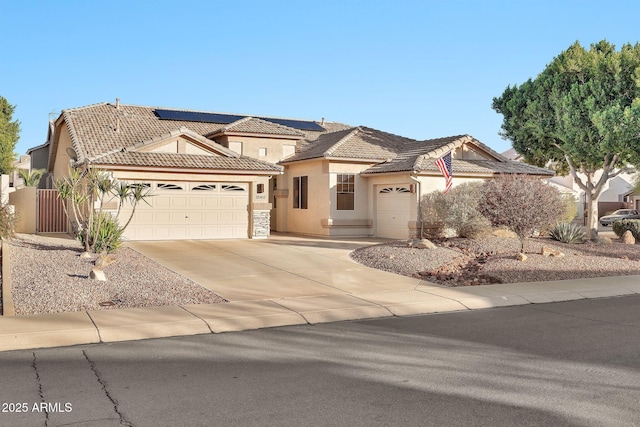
[
  {"left": 55, "top": 166, "right": 153, "bottom": 254},
  {"left": 18, "top": 168, "right": 46, "bottom": 187}
]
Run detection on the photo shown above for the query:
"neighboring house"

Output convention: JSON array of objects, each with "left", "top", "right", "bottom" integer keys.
[
  {"left": 35, "top": 101, "right": 554, "bottom": 241},
  {"left": 9, "top": 154, "right": 31, "bottom": 189},
  {"left": 502, "top": 148, "right": 639, "bottom": 219}
]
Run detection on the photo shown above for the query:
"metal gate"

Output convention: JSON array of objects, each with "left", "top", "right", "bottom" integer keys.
[{"left": 37, "top": 189, "right": 68, "bottom": 233}]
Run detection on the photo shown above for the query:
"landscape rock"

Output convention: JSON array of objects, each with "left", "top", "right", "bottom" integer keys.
[
  {"left": 621, "top": 230, "right": 636, "bottom": 245},
  {"left": 516, "top": 253, "right": 528, "bottom": 261},
  {"left": 493, "top": 229, "right": 517, "bottom": 238},
  {"left": 95, "top": 253, "right": 117, "bottom": 268},
  {"left": 80, "top": 251, "right": 92, "bottom": 259},
  {"left": 594, "top": 236, "right": 612, "bottom": 245},
  {"left": 407, "top": 238, "right": 437, "bottom": 250},
  {"left": 541, "top": 246, "right": 565, "bottom": 258},
  {"left": 90, "top": 268, "right": 107, "bottom": 281}
]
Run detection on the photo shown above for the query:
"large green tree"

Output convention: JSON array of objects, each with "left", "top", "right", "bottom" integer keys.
[
  {"left": 0, "top": 96, "right": 20, "bottom": 174},
  {"left": 493, "top": 40, "right": 640, "bottom": 239}
]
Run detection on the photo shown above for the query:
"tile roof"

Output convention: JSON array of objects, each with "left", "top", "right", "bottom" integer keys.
[
  {"left": 216, "top": 117, "right": 306, "bottom": 137},
  {"left": 55, "top": 102, "right": 341, "bottom": 172},
  {"left": 94, "top": 151, "right": 282, "bottom": 172},
  {"left": 420, "top": 159, "right": 554, "bottom": 175},
  {"left": 282, "top": 126, "right": 419, "bottom": 163}
]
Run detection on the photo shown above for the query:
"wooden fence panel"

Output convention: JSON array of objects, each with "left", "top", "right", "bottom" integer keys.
[{"left": 37, "top": 189, "right": 68, "bottom": 233}]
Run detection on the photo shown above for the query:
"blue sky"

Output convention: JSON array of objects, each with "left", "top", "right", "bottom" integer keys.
[{"left": 3, "top": 0, "right": 640, "bottom": 156}]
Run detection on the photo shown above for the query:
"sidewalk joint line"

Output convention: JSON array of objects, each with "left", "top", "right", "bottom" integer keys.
[
  {"left": 85, "top": 311, "right": 103, "bottom": 343},
  {"left": 268, "top": 299, "right": 311, "bottom": 325},
  {"left": 178, "top": 305, "right": 214, "bottom": 334}
]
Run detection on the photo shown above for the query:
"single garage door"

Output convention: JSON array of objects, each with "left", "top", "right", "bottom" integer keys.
[
  {"left": 376, "top": 186, "right": 412, "bottom": 239},
  {"left": 120, "top": 182, "right": 249, "bottom": 241}
]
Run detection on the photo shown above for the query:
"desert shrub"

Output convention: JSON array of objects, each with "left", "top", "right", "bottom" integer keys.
[
  {"left": 612, "top": 219, "right": 640, "bottom": 240},
  {"left": 420, "top": 191, "right": 446, "bottom": 238},
  {"left": 0, "top": 205, "right": 17, "bottom": 239},
  {"left": 560, "top": 194, "right": 578, "bottom": 223},
  {"left": 549, "top": 222, "right": 585, "bottom": 243},
  {"left": 479, "top": 175, "right": 565, "bottom": 253},
  {"left": 78, "top": 213, "right": 124, "bottom": 254},
  {"left": 422, "top": 183, "right": 491, "bottom": 239}
]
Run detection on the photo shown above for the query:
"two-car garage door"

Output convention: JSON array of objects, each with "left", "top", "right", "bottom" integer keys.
[{"left": 120, "top": 182, "right": 249, "bottom": 241}]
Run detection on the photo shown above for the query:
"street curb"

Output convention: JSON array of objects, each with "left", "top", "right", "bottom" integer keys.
[{"left": 1, "top": 241, "right": 15, "bottom": 316}]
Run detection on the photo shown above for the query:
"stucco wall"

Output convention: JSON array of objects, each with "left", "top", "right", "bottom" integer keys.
[
  {"left": 215, "top": 135, "right": 300, "bottom": 164},
  {"left": 280, "top": 159, "right": 329, "bottom": 236},
  {"left": 9, "top": 187, "right": 37, "bottom": 233},
  {"left": 52, "top": 126, "right": 74, "bottom": 180}
]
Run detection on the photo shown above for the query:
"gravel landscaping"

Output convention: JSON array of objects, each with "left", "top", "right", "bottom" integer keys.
[
  {"left": 6, "top": 234, "right": 225, "bottom": 316},
  {"left": 351, "top": 234, "right": 640, "bottom": 286}
]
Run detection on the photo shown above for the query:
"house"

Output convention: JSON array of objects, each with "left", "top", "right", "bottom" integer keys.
[
  {"left": 32, "top": 101, "right": 554, "bottom": 241},
  {"left": 502, "top": 148, "right": 639, "bottom": 219}
]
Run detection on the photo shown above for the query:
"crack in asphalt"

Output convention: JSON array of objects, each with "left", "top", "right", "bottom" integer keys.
[
  {"left": 31, "top": 352, "right": 49, "bottom": 427},
  {"left": 82, "top": 350, "right": 135, "bottom": 427}
]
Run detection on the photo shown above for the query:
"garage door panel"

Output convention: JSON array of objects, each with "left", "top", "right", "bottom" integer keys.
[
  {"left": 171, "top": 197, "right": 187, "bottom": 208},
  {"left": 376, "top": 186, "right": 411, "bottom": 239},
  {"left": 188, "top": 198, "right": 204, "bottom": 208},
  {"left": 121, "top": 181, "right": 249, "bottom": 241},
  {"left": 154, "top": 197, "right": 172, "bottom": 208}
]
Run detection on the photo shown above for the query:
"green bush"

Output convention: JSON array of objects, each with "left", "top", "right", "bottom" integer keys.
[
  {"left": 549, "top": 222, "right": 585, "bottom": 243},
  {"left": 612, "top": 219, "right": 640, "bottom": 239},
  {"left": 78, "top": 213, "right": 124, "bottom": 254}
]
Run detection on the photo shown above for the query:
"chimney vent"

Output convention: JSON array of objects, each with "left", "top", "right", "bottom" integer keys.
[
  {"left": 321, "top": 117, "right": 325, "bottom": 126},
  {"left": 115, "top": 98, "right": 120, "bottom": 110}
]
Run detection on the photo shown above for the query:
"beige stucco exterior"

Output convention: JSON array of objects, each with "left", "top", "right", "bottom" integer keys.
[
  {"left": 9, "top": 187, "right": 37, "bottom": 233},
  {"left": 215, "top": 134, "right": 301, "bottom": 165}
]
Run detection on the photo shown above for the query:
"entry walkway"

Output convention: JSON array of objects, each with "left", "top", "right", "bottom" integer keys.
[{"left": 1, "top": 234, "right": 639, "bottom": 351}]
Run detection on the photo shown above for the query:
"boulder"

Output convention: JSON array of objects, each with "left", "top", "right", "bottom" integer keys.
[
  {"left": 90, "top": 268, "right": 107, "bottom": 281},
  {"left": 80, "top": 251, "right": 92, "bottom": 259},
  {"left": 621, "top": 230, "right": 636, "bottom": 245},
  {"left": 516, "top": 253, "right": 528, "bottom": 261},
  {"left": 407, "top": 238, "right": 437, "bottom": 250},
  {"left": 541, "top": 246, "right": 565, "bottom": 258},
  {"left": 95, "top": 253, "right": 117, "bottom": 268}
]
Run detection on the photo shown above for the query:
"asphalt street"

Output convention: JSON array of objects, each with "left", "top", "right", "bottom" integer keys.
[{"left": 1, "top": 295, "right": 639, "bottom": 427}]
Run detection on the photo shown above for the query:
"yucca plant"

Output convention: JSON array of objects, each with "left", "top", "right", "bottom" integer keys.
[{"left": 549, "top": 222, "right": 585, "bottom": 244}]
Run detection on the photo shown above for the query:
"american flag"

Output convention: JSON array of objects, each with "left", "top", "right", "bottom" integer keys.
[{"left": 435, "top": 151, "right": 453, "bottom": 194}]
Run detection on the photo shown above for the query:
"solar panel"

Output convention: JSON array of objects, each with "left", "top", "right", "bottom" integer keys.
[
  {"left": 154, "top": 109, "right": 325, "bottom": 131},
  {"left": 261, "top": 117, "right": 326, "bottom": 131},
  {"left": 154, "top": 109, "right": 244, "bottom": 124}
]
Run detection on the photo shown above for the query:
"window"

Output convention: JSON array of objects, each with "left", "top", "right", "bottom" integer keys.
[
  {"left": 336, "top": 174, "right": 355, "bottom": 210},
  {"left": 192, "top": 184, "right": 217, "bottom": 191},
  {"left": 293, "top": 176, "right": 308, "bottom": 209},
  {"left": 258, "top": 147, "right": 267, "bottom": 157},
  {"left": 157, "top": 183, "right": 184, "bottom": 190}
]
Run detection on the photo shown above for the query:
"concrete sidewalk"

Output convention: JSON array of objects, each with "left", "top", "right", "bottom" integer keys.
[{"left": 1, "top": 234, "right": 639, "bottom": 352}]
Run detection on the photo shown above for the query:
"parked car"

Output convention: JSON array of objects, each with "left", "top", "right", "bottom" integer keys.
[{"left": 599, "top": 209, "right": 640, "bottom": 226}]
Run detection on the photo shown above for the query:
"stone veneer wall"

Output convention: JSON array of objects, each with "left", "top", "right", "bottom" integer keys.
[{"left": 252, "top": 210, "right": 270, "bottom": 238}]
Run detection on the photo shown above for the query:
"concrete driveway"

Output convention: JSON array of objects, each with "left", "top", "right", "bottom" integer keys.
[{"left": 127, "top": 234, "right": 427, "bottom": 302}]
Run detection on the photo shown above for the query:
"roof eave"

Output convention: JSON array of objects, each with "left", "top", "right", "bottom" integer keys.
[{"left": 91, "top": 164, "right": 283, "bottom": 175}]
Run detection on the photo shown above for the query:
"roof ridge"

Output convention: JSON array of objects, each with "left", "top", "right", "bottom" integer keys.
[
  {"left": 221, "top": 116, "right": 305, "bottom": 136},
  {"left": 323, "top": 127, "right": 361, "bottom": 157},
  {"left": 221, "top": 116, "right": 253, "bottom": 132},
  {"left": 61, "top": 110, "right": 88, "bottom": 162},
  {"left": 121, "top": 126, "right": 240, "bottom": 158}
]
